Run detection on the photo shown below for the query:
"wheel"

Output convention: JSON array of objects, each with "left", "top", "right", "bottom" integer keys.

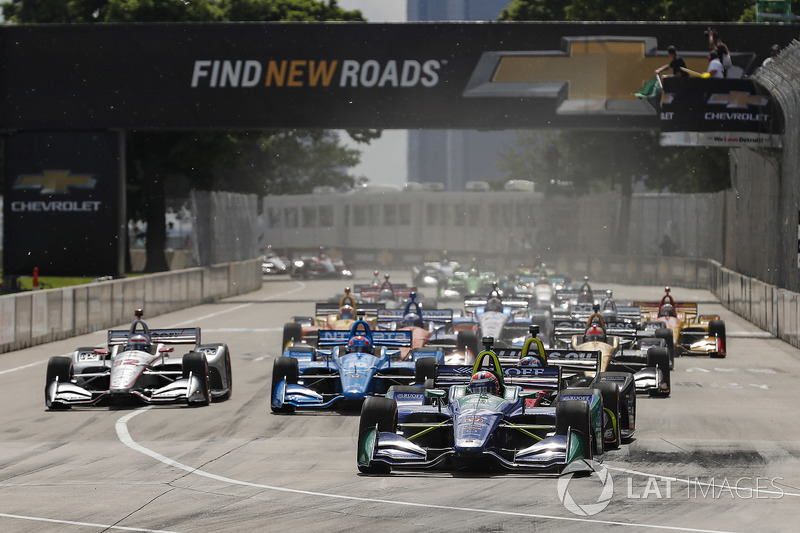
[
  {"left": 457, "top": 330, "right": 480, "bottom": 360},
  {"left": 45, "top": 356, "right": 73, "bottom": 410},
  {"left": 271, "top": 356, "right": 299, "bottom": 413},
  {"left": 282, "top": 322, "right": 303, "bottom": 351},
  {"left": 708, "top": 320, "right": 727, "bottom": 358},
  {"left": 357, "top": 396, "right": 397, "bottom": 474},
  {"left": 595, "top": 380, "right": 622, "bottom": 450},
  {"left": 647, "top": 347, "right": 671, "bottom": 397},
  {"left": 205, "top": 344, "right": 233, "bottom": 401},
  {"left": 182, "top": 351, "right": 211, "bottom": 406},
  {"left": 414, "top": 357, "right": 437, "bottom": 385},
  {"left": 655, "top": 327, "right": 675, "bottom": 369},
  {"left": 555, "top": 399, "right": 593, "bottom": 460}
]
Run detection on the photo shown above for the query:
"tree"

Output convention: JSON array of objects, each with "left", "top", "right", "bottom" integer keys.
[{"left": 1, "top": 0, "right": 374, "bottom": 272}]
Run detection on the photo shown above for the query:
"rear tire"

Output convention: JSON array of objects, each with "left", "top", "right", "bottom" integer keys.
[
  {"left": 182, "top": 351, "right": 211, "bottom": 406},
  {"left": 414, "top": 357, "right": 437, "bottom": 385},
  {"left": 271, "top": 356, "right": 299, "bottom": 413},
  {"left": 457, "top": 330, "right": 480, "bottom": 360},
  {"left": 647, "top": 347, "right": 671, "bottom": 397},
  {"left": 282, "top": 322, "right": 303, "bottom": 351},
  {"left": 358, "top": 396, "right": 397, "bottom": 474},
  {"left": 45, "top": 356, "right": 73, "bottom": 410}
]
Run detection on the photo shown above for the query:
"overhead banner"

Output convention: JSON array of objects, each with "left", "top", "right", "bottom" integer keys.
[
  {"left": 0, "top": 22, "right": 796, "bottom": 131},
  {"left": 659, "top": 77, "right": 782, "bottom": 147},
  {"left": 2, "top": 131, "right": 125, "bottom": 277}
]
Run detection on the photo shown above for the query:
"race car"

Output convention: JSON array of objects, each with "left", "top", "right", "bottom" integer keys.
[
  {"left": 553, "top": 308, "right": 671, "bottom": 398},
  {"left": 354, "top": 272, "right": 419, "bottom": 308},
  {"left": 634, "top": 287, "right": 727, "bottom": 358},
  {"left": 356, "top": 339, "right": 607, "bottom": 474},
  {"left": 45, "top": 309, "right": 232, "bottom": 409},
  {"left": 281, "top": 288, "right": 384, "bottom": 349},
  {"left": 271, "top": 315, "right": 444, "bottom": 413},
  {"left": 290, "top": 248, "right": 353, "bottom": 279},
  {"left": 376, "top": 292, "right": 477, "bottom": 364},
  {"left": 456, "top": 283, "right": 536, "bottom": 349}
]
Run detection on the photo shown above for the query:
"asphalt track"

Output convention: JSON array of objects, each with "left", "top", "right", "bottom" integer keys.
[{"left": 1, "top": 271, "right": 799, "bottom": 532}]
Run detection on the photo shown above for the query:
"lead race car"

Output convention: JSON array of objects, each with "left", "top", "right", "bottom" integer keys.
[
  {"left": 271, "top": 313, "right": 444, "bottom": 413},
  {"left": 45, "top": 309, "right": 232, "bottom": 409},
  {"left": 356, "top": 337, "right": 610, "bottom": 474}
]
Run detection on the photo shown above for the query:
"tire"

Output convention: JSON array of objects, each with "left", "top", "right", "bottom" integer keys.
[
  {"left": 414, "top": 357, "right": 438, "bottom": 385},
  {"left": 282, "top": 322, "right": 303, "bottom": 351},
  {"left": 708, "top": 320, "right": 727, "bottom": 358},
  {"left": 595, "top": 380, "right": 622, "bottom": 450},
  {"left": 271, "top": 356, "right": 299, "bottom": 413},
  {"left": 555, "top": 399, "right": 593, "bottom": 460},
  {"left": 457, "top": 330, "right": 480, "bottom": 360},
  {"left": 45, "top": 356, "right": 73, "bottom": 410},
  {"left": 358, "top": 396, "right": 397, "bottom": 474},
  {"left": 205, "top": 344, "right": 233, "bottom": 401},
  {"left": 647, "top": 347, "right": 671, "bottom": 397},
  {"left": 655, "top": 327, "right": 675, "bottom": 369},
  {"left": 182, "top": 351, "right": 211, "bottom": 406}
]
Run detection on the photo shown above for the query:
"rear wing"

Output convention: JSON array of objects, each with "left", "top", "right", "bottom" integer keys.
[
  {"left": 556, "top": 288, "right": 612, "bottom": 303},
  {"left": 435, "top": 363, "right": 562, "bottom": 391},
  {"left": 317, "top": 329, "right": 412, "bottom": 348},
  {"left": 464, "top": 297, "right": 530, "bottom": 315},
  {"left": 634, "top": 300, "right": 698, "bottom": 314},
  {"left": 315, "top": 302, "right": 385, "bottom": 316},
  {"left": 494, "top": 347, "right": 601, "bottom": 374},
  {"left": 553, "top": 320, "right": 639, "bottom": 338},
  {"left": 377, "top": 308, "right": 453, "bottom": 323},
  {"left": 107, "top": 327, "right": 200, "bottom": 347}
]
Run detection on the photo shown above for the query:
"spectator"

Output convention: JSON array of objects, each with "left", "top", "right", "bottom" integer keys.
[
  {"left": 707, "top": 27, "right": 732, "bottom": 77},
  {"left": 762, "top": 44, "right": 780, "bottom": 68},
  {"left": 706, "top": 51, "right": 724, "bottom": 79},
  {"left": 655, "top": 45, "right": 688, "bottom": 78}
]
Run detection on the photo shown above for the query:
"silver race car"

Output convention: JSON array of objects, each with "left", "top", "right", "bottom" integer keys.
[{"left": 45, "top": 309, "right": 232, "bottom": 409}]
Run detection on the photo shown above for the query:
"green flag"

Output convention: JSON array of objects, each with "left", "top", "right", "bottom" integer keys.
[{"left": 634, "top": 76, "right": 662, "bottom": 99}]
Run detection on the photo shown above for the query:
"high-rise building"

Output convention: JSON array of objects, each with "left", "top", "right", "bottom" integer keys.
[{"left": 407, "top": 0, "right": 516, "bottom": 190}]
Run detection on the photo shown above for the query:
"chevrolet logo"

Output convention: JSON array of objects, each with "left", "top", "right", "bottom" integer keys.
[
  {"left": 464, "top": 37, "right": 715, "bottom": 115},
  {"left": 13, "top": 170, "right": 96, "bottom": 194},
  {"left": 707, "top": 92, "right": 768, "bottom": 109}
]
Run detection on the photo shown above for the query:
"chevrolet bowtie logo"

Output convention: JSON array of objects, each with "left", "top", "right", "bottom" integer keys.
[
  {"left": 707, "top": 92, "right": 769, "bottom": 109},
  {"left": 13, "top": 170, "right": 96, "bottom": 194},
  {"left": 464, "top": 36, "right": 712, "bottom": 115}
]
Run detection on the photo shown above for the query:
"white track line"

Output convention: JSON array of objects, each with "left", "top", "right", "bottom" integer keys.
[
  {"left": 0, "top": 512, "right": 180, "bottom": 533},
  {"left": 115, "top": 408, "right": 739, "bottom": 533}
]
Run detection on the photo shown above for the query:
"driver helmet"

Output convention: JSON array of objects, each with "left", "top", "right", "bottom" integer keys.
[
  {"left": 518, "top": 355, "right": 543, "bottom": 368},
  {"left": 485, "top": 297, "right": 503, "bottom": 313},
  {"left": 585, "top": 324, "right": 605, "bottom": 342},
  {"left": 401, "top": 312, "right": 423, "bottom": 328},
  {"left": 126, "top": 334, "right": 151, "bottom": 352},
  {"left": 578, "top": 290, "right": 593, "bottom": 303},
  {"left": 379, "top": 288, "right": 394, "bottom": 301},
  {"left": 348, "top": 335, "right": 371, "bottom": 353},
  {"left": 659, "top": 304, "right": 677, "bottom": 317},
  {"left": 339, "top": 304, "right": 355, "bottom": 320},
  {"left": 469, "top": 371, "right": 500, "bottom": 395}
]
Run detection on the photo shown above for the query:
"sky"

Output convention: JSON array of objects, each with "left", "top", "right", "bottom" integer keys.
[{"left": 336, "top": 0, "right": 409, "bottom": 187}]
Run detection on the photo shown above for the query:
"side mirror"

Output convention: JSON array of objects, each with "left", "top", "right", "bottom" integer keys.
[
  {"left": 425, "top": 389, "right": 446, "bottom": 399},
  {"left": 158, "top": 346, "right": 174, "bottom": 353}
]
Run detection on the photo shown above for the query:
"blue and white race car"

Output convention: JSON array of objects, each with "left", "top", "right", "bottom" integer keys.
[{"left": 271, "top": 317, "right": 444, "bottom": 413}]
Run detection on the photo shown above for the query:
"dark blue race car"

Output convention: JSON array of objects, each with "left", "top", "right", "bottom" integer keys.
[{"left": 271, "top": 317, "right": 443, "bottom": 413}]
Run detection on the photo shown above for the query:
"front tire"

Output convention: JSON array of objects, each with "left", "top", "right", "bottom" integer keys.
[
  {"left": 182, "top": 351, "right": 211, "bottom": 406},
  {"left": 282, "top": 322, "right": 303, "bottom": 351},
  {"left": 414, "top": 357, "right": 437, "bottom": 385},
  {"left": 556, "top": 399, "right": 593, "bottom": 461},
  {"left": 271, "top": 356, "right": 299, "bottom": 413},
  {"left": 595, "top": 380, "right": 622, "bottom": 450},
  {"left": 709, "top": 320, "right": 727, "bottom": 358},
  {"left": 357, "top": 396, "right": 397, "bottom": 474},
  {"left": 45, "top": 356, "right": 73, "bottom": 410},
  {"left": 457, "top": 330, "right": 480, "bottom": 361},
  {"left": 647, "top": 347, "right": 671, "bottom": 397},
  {"left": 655, "top": 327, "right": 675, "bottom": 369}
]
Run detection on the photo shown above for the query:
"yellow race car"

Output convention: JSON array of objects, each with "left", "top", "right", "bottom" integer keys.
[{"left": 634, "top": 287, "right": 726, "bottom": 358}]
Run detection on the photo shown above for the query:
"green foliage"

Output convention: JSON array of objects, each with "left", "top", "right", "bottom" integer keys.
[{"left": 498, "top": 0, "right": 566, "bottom": 21}]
